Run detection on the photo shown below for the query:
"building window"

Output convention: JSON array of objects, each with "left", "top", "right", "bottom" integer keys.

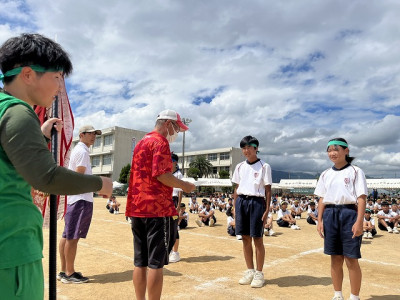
[
  {"left": 104, "top": 134, "right": 113, "bottom": 146},
  {"left": 92, "top": 156, "right": 100, "bottom": 167},
  {"left": 103, "top": 154, "right": 112, "bottom": 165},
  {"left": 220, "top": 152, "right": 230, "bottom": 160},
  {"left": 212, "top": 167, "right": 218, "bottom": 174},
  {"left": 208, "top": 153, "right": 217, "bottom": 161},
  {"left": 94, "top": 137, "right": 101, "bottom": 148},
  {"left": 222, "top": 166, "right": 230, "bottom": 172}
]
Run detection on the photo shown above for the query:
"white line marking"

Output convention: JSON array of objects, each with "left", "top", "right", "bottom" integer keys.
[
  {"left": 264, "top": 248, "right": 323, "bottom": 267},
  {"left": 360, "top": 258, "right": 400, "bottom": 268}
]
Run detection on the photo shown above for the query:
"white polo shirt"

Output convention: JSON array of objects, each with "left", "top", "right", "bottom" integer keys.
[
  {"left": 67, "top": 142, "right": 93, "bottom": 205},
  {"left": 314, "top": 164, "right": 368, "bottom": 205},
  {"left": 172, "top": 169, "right": 183, "bottom": 197},
  {"left": 277, "top": 209, "right": 290, "bottom": 220},
  {"left": 377, "top": 210, "right": 397, "bottom": 222},
  {"left": 232, "top": 159, "right": 272, "bottom": 197}
]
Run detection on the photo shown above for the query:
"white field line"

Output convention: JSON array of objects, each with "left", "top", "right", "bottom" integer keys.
[{"left": 264, "top": 247, "right": 323, "bottom": 267}]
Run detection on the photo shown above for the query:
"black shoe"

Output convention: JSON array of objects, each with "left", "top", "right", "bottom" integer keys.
[
  {"left": 57, "top": 272, "right": 66, "bottom": 281},
  {"left": 61, "top": 272, "right": 89, "bottom": 284}
]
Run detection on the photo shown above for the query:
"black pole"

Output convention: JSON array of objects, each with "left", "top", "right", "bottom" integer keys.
[{"left": 49, "top": 96, "right": 58, "bottom": 300}]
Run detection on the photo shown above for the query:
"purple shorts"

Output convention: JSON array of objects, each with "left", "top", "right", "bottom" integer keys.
[{"left": 62, "top": 200, "right": 93, "bottom": 240}]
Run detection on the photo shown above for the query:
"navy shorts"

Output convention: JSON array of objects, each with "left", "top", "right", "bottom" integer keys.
[
  {"left": 235, "top": 195, "right": 265, "bottom": 238},
  {"left": 62, "top": 200, "right": 93, "bottom": 239},
  {"left": 323, "top": 205, "right": 362, "bottom": 258},
  {"left": 131, "top": 217, "right": 177, "bottom": 269}
]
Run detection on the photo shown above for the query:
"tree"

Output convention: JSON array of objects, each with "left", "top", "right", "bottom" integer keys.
[
  {"left": 219, "top": 170, "right": 230, "bottom": 179},
  {"left": 119, "top": 163, "right": 131, "bottom": 183},
  {"left": 187, "top": 167, "right": 200, "bottom": 180},
  {"left": 189, "top": 155, "right": 213, "bottom": 178}
]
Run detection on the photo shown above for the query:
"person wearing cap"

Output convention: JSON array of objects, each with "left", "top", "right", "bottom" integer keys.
[
  {"left": 363, "top": 209, "right": 376, "bottom": 239},
  {"left": 169, "top": 153, "right": 184, "bottom": 263},
  {"left": 314, "top": 138, "right": 368, "bottom": 300},
  {"left": 0, "top": 34, "right": 112, "bottom": 298},
  {"left": 377, "top": 201, "right": 399, "bottom": 233},
  {"left": 58, "top": 125, "right": 103, "bottom": 283},
  {"left": 291, "top": 199, "right": 302, "bottom": 220},
  {"left": 126, "top": 109, "right": 195, "bottom": 300},
  {"left": 232, "top": 135, "right": 272, "bottom": 288}
]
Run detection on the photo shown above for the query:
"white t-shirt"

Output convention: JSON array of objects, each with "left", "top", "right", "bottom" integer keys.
[
  {"left": 200, "top": 208, "right": 214, "bottom": 216},
  {"left": 227, "top": 216, "right": 234, "bottom": 227},
  {"left": 363, "top": 216, "right": 375, "bottom": 226},
  {"left": 68, "top": 142, "right": 93, "bottom": 205},
  {"left": 172, "top": 169, "right": 183, "bottom": 197},
  {"left": 314, "top": 165, "right": 368, "bottom": 205},
  {"left": 377, "top": 210, "right": 397, "bottom": 222},
  {"left": 307, "top": 207, "right": 318, "bottom": 217},
  {"left": 391, "top": 208, "right": 400, "bottom": 215},
  {"left": 374, "top": 203, "right": 382, "bottom": 210},
  {"left": 180, "top": 211, "right": 189, "bottom": 222},
  {"left": 232, "top": 159, "right": 272, "bottom": 197},
  {"left": 366, "top": 202, "right": 375, "bottom": 210},
  {"left": 291, "top": 204, "right": 302, "bottom": 213},
  {"left": 277, "top": 209, "right": 290, "bottom": 220}
]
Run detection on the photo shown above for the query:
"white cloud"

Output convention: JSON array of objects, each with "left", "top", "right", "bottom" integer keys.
[{"left": 2, "top": 0, "right": 400, "bottom": 178}]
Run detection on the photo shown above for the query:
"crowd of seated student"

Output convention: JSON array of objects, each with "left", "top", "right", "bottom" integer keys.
[{"left": 195, "top": 200, "right": 217, "bottom": 227}]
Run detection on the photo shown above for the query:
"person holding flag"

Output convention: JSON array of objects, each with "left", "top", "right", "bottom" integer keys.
[{"left": 0, "top": 33, "right": 112, "bottom": 299}]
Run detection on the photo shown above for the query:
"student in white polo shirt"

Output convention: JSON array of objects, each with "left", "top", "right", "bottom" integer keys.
[
  {"left": 314, "top": 138, "right": 368, "bottom": 300},
  {"left": 232, "top": 136, "right": 272, "bottom": 288}
]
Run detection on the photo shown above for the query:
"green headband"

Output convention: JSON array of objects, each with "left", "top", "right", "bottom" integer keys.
[
  {"left": 0, "top": 65, "right": 62, "bottom": 81},
  {"left": 327, "top": 140, "right": 348, "bottom": 148}
]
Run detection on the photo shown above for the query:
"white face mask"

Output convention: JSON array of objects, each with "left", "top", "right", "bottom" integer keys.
[{"left": 166, "top": 130, "right": 178, "bottom": 143}]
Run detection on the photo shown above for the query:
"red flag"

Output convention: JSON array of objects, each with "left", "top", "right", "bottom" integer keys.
[{"left": 32, "top": 77, "right": 74, "bottom": 227}]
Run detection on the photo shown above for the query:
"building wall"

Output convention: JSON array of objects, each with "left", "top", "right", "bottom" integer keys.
[
  {"left": 72, "top": 126, "right": 147, "bottom": 181},
  {"left": 176, "top": 147, "right": 244, "bottom": 178}
]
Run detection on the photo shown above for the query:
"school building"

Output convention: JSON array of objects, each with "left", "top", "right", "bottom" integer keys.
[
  {"left": 175, "top": 147, "right": 244, "bottom": 178},
  {"left": 71, "top": 126, "right": 147, "bottom": 181}
]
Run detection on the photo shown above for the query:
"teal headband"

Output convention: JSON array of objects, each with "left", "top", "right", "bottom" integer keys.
[
  {"left": 327, "top": 140, "right": 348, "bottom": 148},
  {"left": 249, "top": 143, "right": 258, "bottom": 148},
  {"left": 0, "top": 65, "right": 62, "bottom": 81}
]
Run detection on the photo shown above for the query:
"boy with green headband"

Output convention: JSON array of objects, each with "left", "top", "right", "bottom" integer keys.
[
  {"left": 0, "top": 33, "right": 112, "bottom": 299},
  {"left": 314, "top": 137, "right": 367, "bottom": 300}
]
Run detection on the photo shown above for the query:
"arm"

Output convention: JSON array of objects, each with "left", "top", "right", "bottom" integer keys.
[
  {"left": 262, "top": 185, "right": 271, "bottom": 222},
  {"left": 157, "top": 172, "right": 195, "bottom": 193},
  {"left": 0, "top": 105, "right": 110, "bottom": 195},
  {"left": 317, "top": 199, "right": 326, "bottom": 238},
  {"left": 352, "top": 195, "right": 367, "bottom": 238}
]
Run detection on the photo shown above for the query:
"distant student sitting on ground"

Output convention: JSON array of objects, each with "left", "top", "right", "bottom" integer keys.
[
  {"left": 377, "top": 202, "right": 399, "bottom": 233},
  {"left": 373, "top": 198, "right": 383, "bottom": 215},
  {"left": 178, "top": 203, "right": 189, "bottom": 229},
  {"left": 218, "top": 197, "right": 227, "bottom": 212},
  {"left": 291, "top": 199, "right": 302, "bottom": 219},
  {"left": 106, "top": 195, "right": 120, "bottom": 214},
  {"left": 226, "top": 198, "right": 233, "bottom": 211},
  {"left": 363, "top": 209, "right": 376, "bottom": 239},
  {"left": 306, "top": 201, "right": 318, "bottom": 225},
  {"left": 196, "top": 200, "right": 216, "bottom": 227},
  {"left": 226, "top": 207, "right": 242, "bottom": 240},
  {"left": 277, "top": 201, "right": 300, "bottom": 230},
  {"left": 264, "top": 211, "right": 276, "bottom": 236},
  {"left": 271, "top": 199, "right": 279, "bottom": 213},
  {"left": 189, "top": 195, "right": 199, "bottom": 213},
  {"left": 366, "top": 198, "right": 375, "bottom": 213},
  {"left": 390, "top": 203, "right": 400, "bottom": 224}
]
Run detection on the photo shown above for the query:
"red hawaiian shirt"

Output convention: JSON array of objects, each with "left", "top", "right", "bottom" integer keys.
[{"left": 126, "top": 131, "right": 176, "bottom": 217}]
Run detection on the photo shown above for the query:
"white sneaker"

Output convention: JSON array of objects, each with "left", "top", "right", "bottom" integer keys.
[
  {"left": 387, "top": 227, "right": 393, "bottom": 233},
  {"left": 239, "top": 269, "right": 255, "bottom": 285},
  {"left": 331, "top": 296, "right": 344, "bottom": 300},
  {"left": 367, "top": 232, "right": 373, "bottom": 239},
  {"left": 269, "top": 229, "right": 276, "bottom": 236},
  {"left": 195, "top": 219, "right": 203, "bottom": 227},
  {"left": 393, "top": 227, "right": 399, "bottom": 234},
  {"left": 236, "top": 235, "right": 242, "bottom": 240},
  {"left": 250, "top": 271, "right": 265, "bottom": 288},
  {"left": 169, "top": 251, "right": 180, "bottom": 263},
  {"left": 127, "top": 218, "right": 132, "bottom": 224},
  {"left": 295, "top": 225, "right": 301, "bottom": 230},
  {"left": 209, "top": 219, "right": 215, "bottom": 227},
  {"left": 363, "top": 232, "right": 368, "bottom": 238},
  {"left": 114, "top": 210, "right": 119, "bottom": 215},
  {"left": 291, "top": 224, "right": 297, "bottom": 230},
  {"left": 264, "top": 228, "right": 269, "bottom": 236}
]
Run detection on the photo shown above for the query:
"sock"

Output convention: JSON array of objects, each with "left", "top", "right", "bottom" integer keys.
[
  {"left": 334, "top": 291, "right": 343, "bottom": 298},
  {"left": 349, "top": 294, "right": 359, "bottom": 300}
]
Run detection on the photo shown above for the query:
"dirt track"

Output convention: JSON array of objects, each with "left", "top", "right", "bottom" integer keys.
[{"left": 42, "top": 197, "right": 400, "bottom": 300}]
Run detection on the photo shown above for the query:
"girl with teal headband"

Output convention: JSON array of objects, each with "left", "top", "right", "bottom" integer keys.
[{"left": 315, "top": 137, "right": 368, "bottom": 300}]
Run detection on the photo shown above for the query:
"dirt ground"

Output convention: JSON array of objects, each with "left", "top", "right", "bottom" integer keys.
[{"left": 42, "top": 197, "right": 400, "bottom": 300}]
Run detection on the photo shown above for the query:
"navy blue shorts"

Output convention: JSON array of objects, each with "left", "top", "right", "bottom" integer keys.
[
  {"left": 131, "top": 217, "right": 177, "bottom": 269},
  {"left": 323, "top": 205, "right": 362, "bottom": 259},
  {"left": 235, "top": 195, "right": 265, "bottom": 237},
  {"left": 62, "top": 200, "right": 93, "bottom": 239}
]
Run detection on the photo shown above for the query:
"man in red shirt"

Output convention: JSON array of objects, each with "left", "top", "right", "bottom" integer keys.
[{"left": 126, "top": 109, "right": 195, "bottom": 300}]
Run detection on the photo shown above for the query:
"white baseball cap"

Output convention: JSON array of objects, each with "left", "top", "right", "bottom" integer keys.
[
  {"left": 156, "top": 109, "right": 189, "bottom": 131},
  {"left": 79, "top": 125, "right": 102, "bottom": 135}
]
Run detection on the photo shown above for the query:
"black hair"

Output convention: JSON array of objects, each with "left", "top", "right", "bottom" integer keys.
[
  {"left": 0, "top": 33, "right": 73, "bottom": 84},
  {"left": 240, "top": 135, "right": 259, "bottom": 148},
  {"left": 226, "top": 207, "right": 233, "bottom": 217},
  {"left": 327, "top": 137, "right": 355, "bottom": 164},
  {"left": 171, "top": 153, "right": 179, "bottom": 161}
]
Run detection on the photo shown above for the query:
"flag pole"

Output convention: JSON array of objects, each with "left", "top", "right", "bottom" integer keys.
[{"left": 49, "top": 96, "right": 58, "bottom": 300}]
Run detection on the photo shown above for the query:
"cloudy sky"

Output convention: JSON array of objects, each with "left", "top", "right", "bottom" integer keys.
[{"left": 1, "top": 0, "right": 400, "bottom": 178}]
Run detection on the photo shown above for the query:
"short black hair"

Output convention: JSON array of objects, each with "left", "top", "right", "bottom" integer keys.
[
  {"left": 0, "top": 33, "right": 73, "bottom": 84},
  {"left": 171, "top": 153, "right": 179, "bottom": 162},
  {"left": 240, "top": 135, "right": 259, "bottom": 148},
  {"left": 226, "top": 207, "right": 233, "bottom": 217},
  {"left": 327, "top": 137, "right": 355, "bottom": 164}
]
